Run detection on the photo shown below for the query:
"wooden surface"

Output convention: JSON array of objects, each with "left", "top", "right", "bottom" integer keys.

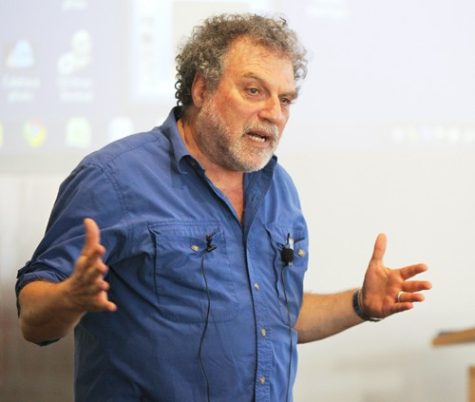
[
  {"left": 432, "top": 328, "right": 475, "bottom": 402},
  {"left": 470, "top": 367, "right": 475, "bottom": 402},
  {"left": 432, "top": 327, "right": 475, "bottom": 347}
]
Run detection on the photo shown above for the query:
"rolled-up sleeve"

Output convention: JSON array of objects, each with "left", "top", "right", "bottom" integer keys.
[{"left": 15, "top": 160, "right": 130, "bottom": 308}]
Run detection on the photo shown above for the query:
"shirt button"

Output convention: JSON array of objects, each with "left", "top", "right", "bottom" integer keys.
[
  {"left": 298, "top": 248, "right": 305, "bottom": 257},
  {"left": 260, "top": 328, "right": 267, "bottom": 337},
  {"left": 259, "top": 376, "right": 266, "bottom": 385},
  {"left": 191, "top": 245, "right": 200, "bottom": 252},
  {"left": 253, "top": 282, "right": 260, "bottom": 291}
]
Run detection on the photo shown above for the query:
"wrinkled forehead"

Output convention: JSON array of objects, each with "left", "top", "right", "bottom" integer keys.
[{"left": 220, "top": 37, "right": 295, "bottom": 85}]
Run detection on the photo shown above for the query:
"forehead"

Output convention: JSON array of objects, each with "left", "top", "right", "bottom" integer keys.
[{"left": 221, "top": 37, "right": 295, "bottom": 89}]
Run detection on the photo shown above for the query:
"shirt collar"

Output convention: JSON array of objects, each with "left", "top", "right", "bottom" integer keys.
[{"left": 160, "top": 107, "right": 193, "bottom": 174}]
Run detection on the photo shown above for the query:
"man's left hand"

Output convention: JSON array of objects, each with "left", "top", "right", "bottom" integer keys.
[{"left": 360, "top": 233, "right": 432, "bottom": 319}]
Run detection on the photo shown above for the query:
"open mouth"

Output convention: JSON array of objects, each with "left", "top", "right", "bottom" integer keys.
[
  {"left": 247, "top": 132, "right": 268, "bottom": 143},
  {"left": 246, "top": 129, "right": 273, "bottom": 144}
]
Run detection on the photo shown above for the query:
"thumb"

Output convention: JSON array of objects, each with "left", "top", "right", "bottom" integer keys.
[
  {"left": 82, "top": 218, "right": 101, "bottom": 253},
  {"left": 370, "top": 233, "right": 387, "bottom": 265}
]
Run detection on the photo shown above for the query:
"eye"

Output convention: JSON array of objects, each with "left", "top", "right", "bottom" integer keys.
[
  {"left": 246, "top": 87, "right": 260, "bottom": 96},
  {"left": 280, "top": 97, "right": 292, "bottom": 106}
]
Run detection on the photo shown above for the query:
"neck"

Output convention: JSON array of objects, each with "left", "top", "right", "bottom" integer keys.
[
  {"left": 177, "top": 116, "right": 244, "bottom": 221},
  {"left": 177, "top": 116, "right": 244, "bottom": 189}
]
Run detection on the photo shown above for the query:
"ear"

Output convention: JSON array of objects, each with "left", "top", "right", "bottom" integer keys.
[{"left": 191, "top": 72, "right": 207, "bottom": 108}]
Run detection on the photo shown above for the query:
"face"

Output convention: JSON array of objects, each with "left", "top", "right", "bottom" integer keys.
[{"left": 193, "top": 37, "right": 297, "bottom": 172}]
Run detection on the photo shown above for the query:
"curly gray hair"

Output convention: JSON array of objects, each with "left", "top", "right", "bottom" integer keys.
[{"left": 175, "top": 13, "right": 307, "bottom": 107}]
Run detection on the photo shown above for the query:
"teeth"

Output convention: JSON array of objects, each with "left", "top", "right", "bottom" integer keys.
[{"left": 248, "top": 133, "right": 266, "bottom": 143}]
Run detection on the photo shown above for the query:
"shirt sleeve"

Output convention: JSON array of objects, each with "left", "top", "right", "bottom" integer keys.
[{"left": 15, "top": 161, "right": 130, "bottom": 300}]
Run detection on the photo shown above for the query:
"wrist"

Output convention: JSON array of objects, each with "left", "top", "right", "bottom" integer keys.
[{"left": 352, "top": 288, "right": 382, "bottom": 322}]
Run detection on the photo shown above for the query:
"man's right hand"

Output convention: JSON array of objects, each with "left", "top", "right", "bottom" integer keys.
[
  {"left": 65, "top": 218, "right": 117, "bottom": 314},
  {"left": 19, "top": 218, "right": 116, "bottom": 344}
]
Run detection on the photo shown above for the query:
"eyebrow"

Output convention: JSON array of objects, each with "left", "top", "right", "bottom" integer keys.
[{"left": 242, "top": 72, "right": 299, "bottom": 100}]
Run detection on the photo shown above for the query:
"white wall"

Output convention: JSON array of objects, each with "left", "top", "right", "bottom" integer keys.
[{"left": 280, "top": 148, "right": 475, "bottom": 401}]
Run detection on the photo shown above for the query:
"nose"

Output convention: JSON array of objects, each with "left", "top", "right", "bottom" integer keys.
[{"left": 258, "top": 96, "right": 287, "bottom": 128}]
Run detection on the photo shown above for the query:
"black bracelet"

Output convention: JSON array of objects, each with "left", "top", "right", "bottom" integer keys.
[{"left": 352, "top": 289, "right": 382, "bottom": 322}]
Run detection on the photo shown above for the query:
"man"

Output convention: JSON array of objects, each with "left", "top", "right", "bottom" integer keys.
[{"left": 16, "top": 14, "right": 431, "bottom": 402}]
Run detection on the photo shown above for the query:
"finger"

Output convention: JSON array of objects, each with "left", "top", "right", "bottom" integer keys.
[
  {"left": 74, "top": 244, "right": 106, "bottom": 277},
  {"left": 391, "top": 302, "right": 414, "bottom": 314},
  {"left": 75, "top": 217, "right": 105, "bottom": 273},
  {"left": 103, "top": 300, "right": 118, "bottom": 312},
  {"left": 397, "top": 291, "right": 425, "bottom": 303},
  {"left": 85, "top": 278, "right": 111, "bottom": 295},
  {"left": 80, "top": 244, "right": 105, "bottom": 265},
  {"left": 370, "top": 233, "right": 387, "bottom": 263},
  {"left": 400, "top": 263, "right": 428, "bottom": 280},
  {"left": 81, "top": 218, "right": 101, "bottom": 256},
  {"left": 100, "top": 282, "right": 111, "bottom": 293},
  {"left": 86, "top": 297, "right": 117, "bottom": 313},
  {"left": 95, "top": 286, "right": 117, "bottom": 312},
  {"left": 401, "top": 280, "right": 432, "bottom": 292},
  {"left": 81, "top": 259, "right": 108, "bottom": 284}
]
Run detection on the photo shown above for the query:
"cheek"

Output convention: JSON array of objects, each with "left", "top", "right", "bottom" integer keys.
[
  {"left": 222, "top": 102, "right": 255, "bottom": 128},
  {"left": 215, "top": 92, "right": 265, "bottom": 131},
  {"left": 224, "top": 90, "right": 257, "bottom": 113}
]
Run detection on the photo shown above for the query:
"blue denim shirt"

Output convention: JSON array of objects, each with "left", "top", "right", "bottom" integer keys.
[{"left": 16, "top": 108, "right": 309, "bottom": 402}]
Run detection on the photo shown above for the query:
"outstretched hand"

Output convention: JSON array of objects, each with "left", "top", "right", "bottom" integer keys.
[
  {"left": 361, "top": 233, "right": 431, "bottom": 319},
  {"left": 65, "top": 218, "right": 117, "bottom": 314}
]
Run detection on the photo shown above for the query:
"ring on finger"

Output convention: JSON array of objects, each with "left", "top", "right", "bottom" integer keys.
[{"left": 396, "top": 291, "right": 403, "bottom": 303}]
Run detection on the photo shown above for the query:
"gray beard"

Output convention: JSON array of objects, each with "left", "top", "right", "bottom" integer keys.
[{"left": 194, "top": 102, "right": 279, "bottom": 172}]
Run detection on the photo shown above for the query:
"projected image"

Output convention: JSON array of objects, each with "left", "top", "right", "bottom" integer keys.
[
  {"left": 0, "top": 0, "right": 473, "bottom": 169},
  {"left": 57, "top": 30, "right": 92, "bottom": 76},
  {"left": 128, "top": 0, "right": 272, "bottom": 102},
  {"left": 6, "top": 40, "right": 35, "bottom": 70},
  {"left": 23, "top": 120, "right": 47, "bottom": 148},
  {"left": 0, "top": 0, "right": 273, "bottom": 164},
  {"left": 65, "top": 117, "right": 92, "bottom": 148},
  {"left": 3, "top": 40, "right": 40, "bottom": 104}
]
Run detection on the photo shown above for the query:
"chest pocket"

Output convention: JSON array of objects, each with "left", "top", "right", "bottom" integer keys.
[
  {"left": 149, "top": 222, "right": 238, "bottom": 323},
  {"left": 266, "top": 223, "right": 309, "bottom": 326}
]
